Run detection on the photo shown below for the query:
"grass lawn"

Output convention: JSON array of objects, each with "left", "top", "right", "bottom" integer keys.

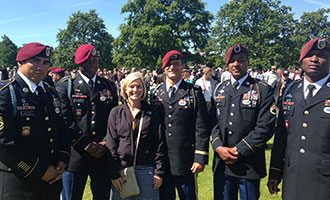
[{"left": 83, "top": 137, "right": 282, "bottom": 200}]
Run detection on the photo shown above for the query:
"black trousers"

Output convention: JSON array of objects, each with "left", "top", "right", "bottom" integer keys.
[{"left": 0, "top": 171, "right": 61, "bottom": 200}]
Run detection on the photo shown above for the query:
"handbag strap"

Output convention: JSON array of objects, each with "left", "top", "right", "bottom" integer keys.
[{"left": 133, "top": 111, "right": 144, "bottom": 166}]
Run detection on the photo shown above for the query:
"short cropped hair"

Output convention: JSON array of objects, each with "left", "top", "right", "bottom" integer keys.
[{"left": 121, "top": 72, "right": 147, "bottom": 101}]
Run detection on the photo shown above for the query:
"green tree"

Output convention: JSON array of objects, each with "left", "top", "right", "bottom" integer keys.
[
  {"left": 292, "top": 8, "right": 330, "bottom": 66},
  {"left": 206, "top": 0, "right": 296, "bottom": 69},
  {"left": 53, "top": 9, "right": 114, "bottom": 69},
  {"left": 0, "top": 35, "right": 18, "bottom": 67},
  {"left": 112, "top": 0, "right": 213, "bottom": 69}
]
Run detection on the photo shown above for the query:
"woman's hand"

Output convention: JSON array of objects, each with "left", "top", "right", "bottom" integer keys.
[
  {"left": 111, "top": 177, "right": 123, "bottom": 191},
  {"left": 153, "top": 175, "right": 163, "bottom": 190}
]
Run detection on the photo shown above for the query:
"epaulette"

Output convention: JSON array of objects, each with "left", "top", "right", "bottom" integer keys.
[
  {"left": 61, "top": 75, "right": 76, "bottom": 83},
  {"left": 0, "top": 78, "right": 15, "bottom": 92}
]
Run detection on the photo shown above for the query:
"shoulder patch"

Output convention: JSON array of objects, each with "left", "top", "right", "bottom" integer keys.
[
  {"left": 0, "top": 79, "right": 15, "bottom": 92},
  {"left": 61, "top": 75, "right": 76, "bottom": 83}
]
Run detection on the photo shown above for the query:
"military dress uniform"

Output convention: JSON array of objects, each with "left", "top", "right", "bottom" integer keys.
[
  {"left": 210, "top": 75, "right": 276, "bottom": 199},
  {"left": 0, "top": 73, "right": 71, "bottom": 200},
  {"left": 56, "top": 71, "right": 118, "bottom": 199},
  {"left": 151, "top": 80, "right": 209, "bottom": 200},
  {"left": 269, "top": 75, "right": 330, "bottom": 200}
]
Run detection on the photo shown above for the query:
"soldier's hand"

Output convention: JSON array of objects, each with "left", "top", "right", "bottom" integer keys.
[
  {"left": 86, "top": 142, "right": 99, "bottom": 154},
  {"left": 89, "top": 143, "right": 106, "bottom": 158},
  {"left": 267, "top": 180, "right": 280, "bottom": 194},
  {"left": 153, "top": 175, "right": 163, "bottom": 190},
  {"left": 48, "top": 161, "right": 67, "bottom": 184},
  {"left": 41, "top": 165, "right": 58, "bottom": 182},
  {"left": 112, "top": 177, "right": 123, "bottom": 191},
  {"left": 191, "top": 162, "right": 205, "bottom": 173},
  {"left": 216, "top": 146, "right": 239, "bottom": 165}
]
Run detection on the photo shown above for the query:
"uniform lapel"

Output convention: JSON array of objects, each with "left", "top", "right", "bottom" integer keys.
[
  {"left": 14, "top": 74, "right": 39, "bottom": 106},
  {"left": 158, "top": 83, "right": 170, "bottom": 104},
  {"left": 171, "top": 81, "right": 189, "bottom": 103},
  {"left": 307, "top": 77, "right": 330, "bottom": 108},
  {"left": 75, "top": 72, "right": 91, "bottom": 97},
  {"left": 291, "top": 81, "right": 305, "bottom": 107}
]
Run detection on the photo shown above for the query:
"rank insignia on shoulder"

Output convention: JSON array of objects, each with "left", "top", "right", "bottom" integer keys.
[
  {"left": 22, "top": 126, "right": 31, "bottom": 136},
  {"left": 0, "top": 116, "right": 4, "bottom": 131}
]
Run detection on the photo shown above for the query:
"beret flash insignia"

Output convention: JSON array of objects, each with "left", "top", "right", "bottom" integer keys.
[
  {"left": 234, "top": 45, "right": 241, "bottom": 53},
  {"left": 92, "top": 48, "right": 97, "bottom": 56},
  {"left": 45, "top": 47, "right": 51, "bottom": 57},
  {"left": 318, "top": 39, "right": 326, "bottom": 50}
]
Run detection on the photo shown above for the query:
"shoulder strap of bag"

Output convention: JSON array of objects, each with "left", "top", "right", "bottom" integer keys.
[{"left": 133, "top": 111, "right": 144, "bottom": 166}]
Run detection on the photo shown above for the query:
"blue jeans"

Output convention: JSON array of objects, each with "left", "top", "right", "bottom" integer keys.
[
  {"left": 62, "top": 168, "right": 111, "bottom": 200},
  {"left": 214, "top": 171, "right": 260, "bottom": 200},
  {"left": 111, "top": 166, "right": 159, "bottom": 200}
]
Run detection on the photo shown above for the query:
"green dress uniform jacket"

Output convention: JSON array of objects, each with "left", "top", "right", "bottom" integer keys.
[
  {"left": 0, "top": 74, "right": 71, "bottom": 200},
  {"left": 269, "top": 78, "right": 330, "bottom": 200},
  {"left": 150, "top": 80, "right": 209, "bottom": 176},
  {"left": 55, "top": 72, "right": 118, "bottom": 171},
  {"left": 210, "top": 76, "right": 276, "bottom": 179}
]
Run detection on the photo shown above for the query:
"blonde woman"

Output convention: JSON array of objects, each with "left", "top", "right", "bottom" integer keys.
[{"left": 106, "top": 72, "right": 166, "bottom": 200}]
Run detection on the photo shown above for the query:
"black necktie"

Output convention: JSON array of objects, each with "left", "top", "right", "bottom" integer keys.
[
  {"left": 88, "top": 79, "right": 94, "bottom": 89},
  {"left": 169, "top": 86, "right": 176, "bottom": 100},
  {"left": 36, "top": 86, "right": 46, "bottom": 108},
  {"left": 233, "top": 81, "right": 239, "bottom": 91},
  {"left": 305, "top": 84, "right": 315, "bottom": 105}
]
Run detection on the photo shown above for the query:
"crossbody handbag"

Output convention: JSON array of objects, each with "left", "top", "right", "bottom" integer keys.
[{"left": 119, "top": 111, "right": 144, "bottom": 199}]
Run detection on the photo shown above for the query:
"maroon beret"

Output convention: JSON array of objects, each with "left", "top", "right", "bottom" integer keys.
[
  {"left": 52, "top": 68, "right": 65, "bottom": 73},
  {"left": 50, "top": 67, "right": 57, "bottom": 71},
  {"left": 225, "top": 44, "right": 249, "bottom": 65},
  {"left": 299, "top": 38, "right": 330, "bottom": 62},
  {"left": 16, "top": 42, "right": 51, "bottom": 62},
  {"left": 75, "top": 44, "right": 97, "bottom": 65},
  {"left": 162, "top": 50, "right": 183, "bottom": 69}
]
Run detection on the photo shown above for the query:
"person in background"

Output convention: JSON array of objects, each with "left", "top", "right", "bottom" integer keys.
[
  {"left": 106, "top": 72, "right": 166, "bottom": 200},
  {"left": 56, "top": 44, "right": 118, "bottom": 200},
  {"left": 268, "top": 38, "right": 330, "bottom": 200},
  {"left": 0, "top": 42, "right": 71, "bottom": 200},
  {"left": 51, "top": 68, "right": 66, "bottom": 84},
  {"left": 265, "top": 66, "right": 280, "bottom": 88},
  {"left": 195, "top": 66, "right": 215, "bottom": 111}
]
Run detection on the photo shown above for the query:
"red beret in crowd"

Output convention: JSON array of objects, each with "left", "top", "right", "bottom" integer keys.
[
  {"left": 299, "top": 38, "right": 330, "bottom": 62},
  {"left": 162, "top": 50, "right": 183, "bottom": 69},
  {"left": 52, "top": 68, "right": 65, "bottom": 73},
  {"left": 225, "top": 44, "right": 249, "bottom": 65},
  {"left": 75, "top": 44, "right": 97, "bottom": 65},
  {"left": 16, "top": 42, "right": 51, "bottom": 62}
]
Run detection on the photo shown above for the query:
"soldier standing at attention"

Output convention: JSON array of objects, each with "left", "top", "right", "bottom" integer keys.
[
  {"left": 0, "top": 42, "right": 71, "bottom": 200},
  {"left": 150, "top": 50, "right": 209, "bottom": 200},
  {"left": 268, "top": 38, "right": 330, "bottom": 200},
  {"left": 56, "top": 44, "right": 118, "bottom": 200},
  {"left": 210, "top": 44, "right": 276, "bottom": 200}
]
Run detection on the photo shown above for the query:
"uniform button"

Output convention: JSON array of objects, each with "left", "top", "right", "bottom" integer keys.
[
  {"left": 229, "top": 122, "right": 233, "bottom": 126},
  {"left": 300, "top": 149, "right": 305, "bottom": 154},
  {"left": 26, "top": 117, "right": 30, "bottom": 121},
  {"left": 92, "top": 131, "right": 96, "bottom": 135},
  {"left": 168, "top": 133, "right": 172, "bottom": 137},
  {"left": 230, "top": 113, "right": 234, "bottom": 116},
  {"left": 231, "top": 104, "right": 235, "bottom": 107},
  {"left": 168, "top": 124, "right": 172, "bottom": 128},
  {"left": 8, "top": 168, "right": 12, "bottom": 171},
  {"left": 77, "top": 103, "right": 81, "bottom": 106},
  {"left": 92, "top": 121, "right": 95, "bottom": 124},
  {"left": 228, "top": 131, "right": 233, "bottom": 135},
  {"left": 51, "top": 149, "right": 54, "bottom": 154},
  {"left": 45, "top": 116, "right": 49, "bottom": 121},
  {"left": 169, "top": 105, "right": 172, "bottom": 109},
  {"left": 92, "top": 111, "right": 95, "bottom": 115},
  {"left": 168, "top": 114, "right": 172, "bottom": 118},
  {"left": 304, "top": 110, "right": 309, "bottom": 115},
  {"left": 48, "top": 127, "right": 52, "bottom": 132},
  {"left": 91, "top": 102, "right": 95, "bottom": 105},
  {"left": 302, "top": 123, "right": 308, "bottom": 128},
  {"left": 50, "top": 138, "right": 54, "bottom": 143},
  {"left": 301, "top": 136, "right": 306, "bottom": 141}
]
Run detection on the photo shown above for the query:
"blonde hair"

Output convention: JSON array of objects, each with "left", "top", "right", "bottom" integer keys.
[
  {"left": 203, "top": 66, "right": 212, "bottom": 74},
  {"left": 121, "top": 72, "right": 146, "bottom": 100}
]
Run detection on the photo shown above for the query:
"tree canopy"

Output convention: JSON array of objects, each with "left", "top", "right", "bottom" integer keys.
[
  {"left": 52, "top": 9, "right": 114, "bottom": 69},
  {"left": 112, "top": 0, "right": 213, "bottom": 69},
  {"left": 0, "top": 35, "right": 18, "bottom": 67}
]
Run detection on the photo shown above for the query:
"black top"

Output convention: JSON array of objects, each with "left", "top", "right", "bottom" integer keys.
[{"left": 106, "top": 101, "right": 166, "bottom": 179}]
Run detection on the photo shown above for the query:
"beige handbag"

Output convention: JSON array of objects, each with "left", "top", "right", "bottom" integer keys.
[{"left": 119, "top": 111, "right": 144, "bottom": 199}]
